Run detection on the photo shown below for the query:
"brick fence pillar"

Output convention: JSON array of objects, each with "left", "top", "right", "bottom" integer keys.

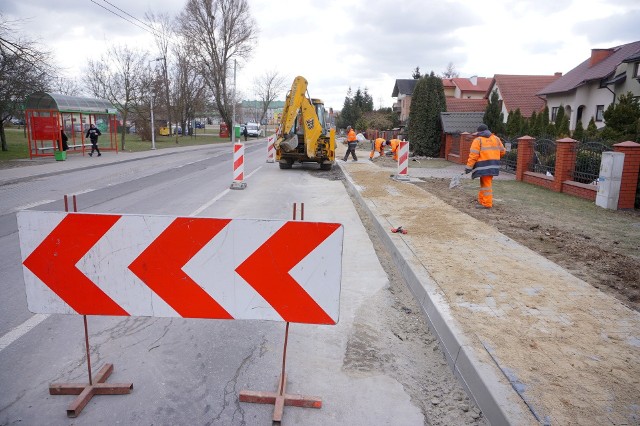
[
  {"left": 553, "top": 137, "right": 578, "bottom": 192},
  {"left": 460, "top": 132, "right": 472, "bottom": 165},
  {"left": 613, "top": 141, "right": 640, "bottom": 209},
  {"left": 444, "top": 134, "right": 452, "bottom": 159},
  {"left": 516, "top": 136, "right": 535, "bottom": 181}
]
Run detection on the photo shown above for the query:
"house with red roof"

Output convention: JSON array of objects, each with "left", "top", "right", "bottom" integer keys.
[
  {"left": 486, "top": 73, "right": 562, "bottom": 121},
  {"left": 538, "top": 40, "right": 640, "bottom": 130}
]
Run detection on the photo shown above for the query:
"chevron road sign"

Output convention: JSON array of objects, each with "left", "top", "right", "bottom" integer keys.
[{"left": 17, "top": 211, "right": 344, "bottom": 325}]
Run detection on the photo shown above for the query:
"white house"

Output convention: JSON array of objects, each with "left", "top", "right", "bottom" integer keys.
[{"left": 538, "top": 40, "right": 640, "bottom": 130}]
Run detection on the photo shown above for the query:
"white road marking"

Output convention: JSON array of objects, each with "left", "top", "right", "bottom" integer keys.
[
  {"left": 14, "top": 200, "right": 56, "bottom": 212},
  {"left": 189, "top": 166, "right": 262, "bottom": 217},
  {"left": 0, "top": 314, "right": 49, "bottom": 352}
]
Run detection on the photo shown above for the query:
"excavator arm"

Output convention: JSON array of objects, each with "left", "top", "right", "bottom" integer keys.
[{"left": 276, "top": 76, "right": 322, "bottom": 157}]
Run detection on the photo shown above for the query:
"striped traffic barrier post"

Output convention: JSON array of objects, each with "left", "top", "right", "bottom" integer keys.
[
  {"left": 231, "top": 142, "right": 247, "bottom": 189},
  {"left": 395, "top": 140, "right": 410, "bottom": 181},
  {"left": 266, "top": 134, "right": 276, "bottom": 163}
]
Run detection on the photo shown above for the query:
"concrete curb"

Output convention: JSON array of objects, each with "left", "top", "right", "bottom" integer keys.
[{"left": 339, "top": 163, "right": 530, "bottom": 426}]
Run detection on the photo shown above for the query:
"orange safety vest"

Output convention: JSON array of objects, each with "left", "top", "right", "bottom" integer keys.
[
  {"left": 347, "top": 129, "right": 357, "bottom": 142},
  {"left": 389, "top": 139, "right": 400, "bottom": 152},
  {"left": 374, "top": 138, "right": 385, "bottom": 151},
  {"left": 466, "top": 134, "right": 505, "bottom": 178}
]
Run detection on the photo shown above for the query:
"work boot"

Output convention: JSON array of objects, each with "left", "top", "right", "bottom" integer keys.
[
  {"left": 98, "top": 153, "right": 102, "bottom": 157},
  {"left": 89, "top": 153, "right": 93, "bottom": 157},
  {"left": 475, "top": 205, "right": 491, "bottom": 209}
]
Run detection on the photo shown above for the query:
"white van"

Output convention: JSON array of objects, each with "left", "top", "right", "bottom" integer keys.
[{"left": 246, "top": 122, "right": 260, "bottom": 137}]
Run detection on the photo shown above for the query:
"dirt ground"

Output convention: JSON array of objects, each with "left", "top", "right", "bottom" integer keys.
[
  {"left": 374, "top": 154, "right": 640, "bottom": 313},
  {"left": 337, "top": 145, "right": 640, "bottom": 425}
]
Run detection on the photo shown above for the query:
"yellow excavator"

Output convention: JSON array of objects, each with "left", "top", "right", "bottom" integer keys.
[{"left": 275, "top": 76, "right": 335, "bottom": 170}]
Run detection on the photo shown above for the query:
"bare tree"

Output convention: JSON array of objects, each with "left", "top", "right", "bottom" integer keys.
[
  {"left": 145, "top": 11, "right": 174, "bottom": 135},
  {"left": 253, "top": 70, "right": 287, "bottom": 125},
  {"left": 51, "top": 77, "right": 84, "bottom": 96},
  {"left": 0, "top": 16, "right": 55, "bottom": 151},
  {"left": 172, "top": 39, "right": 208, "bottom": 137},
  {"left": 84, "top": 44, "right": 149, "bottom": 150},
  {"left": 441, "top": 62, "right": 460, "bottom": 79},
  {"left": 177, "top": 0, "right": 257, "bottom": 130}
]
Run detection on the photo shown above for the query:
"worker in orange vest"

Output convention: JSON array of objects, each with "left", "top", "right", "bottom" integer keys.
[
  {"left": 343, "top": 126, "right": 358, "bottom": 161},
  {"left": 465, "top": 124, "right": 506, "bottom": 209},
  {"left": 369, "top": 137, "right": 387, "bottom": 160},
  {"left": 389, "top": 139, "right": 401, "bottom": 161}
]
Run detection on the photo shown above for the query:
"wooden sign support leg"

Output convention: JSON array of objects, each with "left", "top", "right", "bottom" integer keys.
[
  {"left": 48, "top": 195, "right": 133, "bottom": 418},
  {"left": 239, "top": 203, "right": 323, "bottom": 423}
]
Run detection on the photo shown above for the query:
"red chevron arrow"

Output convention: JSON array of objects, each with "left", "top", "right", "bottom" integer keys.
[
  {"left": 22, "top": 213, "right": 128, "bottom": 316},
  {"left": 128, "top": 217, "right": 233, "bottom": 319},
  {"left": 235, "top": 221, "right": 341, "bottom": 324}
]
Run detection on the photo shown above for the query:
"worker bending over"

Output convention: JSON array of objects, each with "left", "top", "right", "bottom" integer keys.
[
  {"left": 465, "top": 124, "right": 506, "bottom": 209},
  {"left": 369, "top": 137, "right": 387, "bottom": 160},
  {"left": 389, "top": 138, "right": 401, "bottom": 161}
]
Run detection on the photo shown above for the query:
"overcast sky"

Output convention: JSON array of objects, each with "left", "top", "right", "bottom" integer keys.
[{"left": 2, "top": 0, "right": 639, "bottom": 110}]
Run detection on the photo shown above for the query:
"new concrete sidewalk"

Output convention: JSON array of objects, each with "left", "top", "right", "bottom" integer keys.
[{"left": 337, "top": 159, "right": 640, "bottom": 425}]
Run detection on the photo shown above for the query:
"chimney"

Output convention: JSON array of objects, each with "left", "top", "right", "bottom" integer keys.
[
  {"left": 590, "top": 49, "right": 614, "bottom": 67},
  {"left": 469, "top": 75, "right": 478, "bottom": 85},
  {"left": 554, "top": 72, "right": 562, "bottom": 77}
]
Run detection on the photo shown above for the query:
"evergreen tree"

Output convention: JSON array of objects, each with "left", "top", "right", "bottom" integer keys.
[
  {"left": 540, "top": 106, "right": 550, "bottom": 136},
  {"left": 573, "top": 119, "right": 585, "bottom": 141},
  {"left": 529, "top": 111, "right": 539, "bottom": 137},
  {"left": 522, "top": 115, "right": 530, "bottom": 136},
  {"left": 338, "top": 87, "right": 355, "bottom": 129},
  {"left": 408, "top": 76, "right": 429, "bottom": 155},
  {"left": 505, "top": 109, "right": 523, "bottom": 137},
  {"left": 554, "top": 106, "right": 570, "bottom": 137},
  {"left": 585, "top": 117, "right": 598, "bottom": 140},
  {"left": 483, "top": 91, "right": 504, "bottom": 134},
  {"left": 408, "top": 72, "right": 446, "bottom": 157},
  {"left": 412, "top": 67, "right": 421, "bottom": 79},
  {"left": 602, "top": 91, "right": 640, "bottom": 142}
]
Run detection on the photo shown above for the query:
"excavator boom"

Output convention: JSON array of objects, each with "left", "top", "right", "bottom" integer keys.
[{"left": 275, "top": 76, "right": 335, "bottom": 170}]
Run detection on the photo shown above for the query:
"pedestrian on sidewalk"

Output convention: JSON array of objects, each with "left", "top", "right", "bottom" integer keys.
[
  {"left": 343, "top": 126, "right": 358, "bottom": 161},
  {"left": 465, "top": 123, "right": 505, "bottom": 209},
  {"left": 242, "top": 125, "right": 248, "bottom": 141},
  {"left": 60, "top": 129, "right": 69, "bottom": 151},
  {"left": 86, "top": 124, "right": 102, "bottom": 157}
]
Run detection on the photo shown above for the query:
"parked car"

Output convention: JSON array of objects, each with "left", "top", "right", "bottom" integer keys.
[
  {"left": 195, "top": 121, "right": 205, "bottom": 129},
  {"left": 246, "top": 122, "right": 260, "bottom": 137},
  {"left": 10, "top": 117, "right": 25, "bottom": 125},
  {"left": 172, "top": 125, "right": 182, "bottom": 135}
]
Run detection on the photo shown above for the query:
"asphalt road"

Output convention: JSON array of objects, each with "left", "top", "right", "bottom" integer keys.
[{"left": 0, "top": 142, "right": 482, "bottom": 425}]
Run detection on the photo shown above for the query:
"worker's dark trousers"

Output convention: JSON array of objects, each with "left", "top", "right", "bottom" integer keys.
[
  {"left": 344, "top": 143, "right": 357, "bottom": 161},
  {"left": 90, "top": 141, "right": 101, "bottom": 156}
]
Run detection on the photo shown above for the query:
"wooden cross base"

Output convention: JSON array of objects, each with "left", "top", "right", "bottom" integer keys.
[
  {"left": 239, "top": 373, "right": 322, "bottom": 423},
  {"left": 49, "top": 363, "right": 133, "bottom": 418}
]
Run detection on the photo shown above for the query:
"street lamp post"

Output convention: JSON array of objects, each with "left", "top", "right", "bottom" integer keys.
[{"left": 149, "top": 57, "right": 164, "bottom": 150}]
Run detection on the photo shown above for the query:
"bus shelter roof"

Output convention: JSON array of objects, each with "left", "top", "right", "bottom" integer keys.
[{"left": 26, "top": 92, "right": 117, "bottom": 115}]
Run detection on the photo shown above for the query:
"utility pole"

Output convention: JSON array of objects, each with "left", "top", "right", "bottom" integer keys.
[
  {"left": 232, "top": 59, "right": 237, "bottom": 143},
  {"left": 149, "top": 58, "right": 164, "bottom": 150},
  {"left": 162, "top": 56, "right": 171, "bottom": 142}
]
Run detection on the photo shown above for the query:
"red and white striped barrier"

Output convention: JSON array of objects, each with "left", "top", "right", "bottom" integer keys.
[
  {"left": 396, "top": 140, "right": 410, "bottom": 181},
  {"left": 17, "top": 211, "right": 344, "bottom": 324},
  {"left": 266, "top": 134, "right": 276, "bottom": 163},
  {"left": 231, "top": 142, "right": 247, "bottom": 189}
]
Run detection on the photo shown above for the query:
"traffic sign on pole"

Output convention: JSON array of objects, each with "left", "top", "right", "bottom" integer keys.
[{"left": 18, "top": 211, "right": 343, "bottom": 324}]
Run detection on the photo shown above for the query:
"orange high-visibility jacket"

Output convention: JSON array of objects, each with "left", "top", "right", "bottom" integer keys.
[
  {"left": 347, "top": 129, "right": 357, "bottom": 142},
  {"left": 374, "top": 138, "right": 386, "bottom": 152},
  {"left": 466, "top": 134, "right": 506, "bottom": 179},
  {"left": 389, "top": 139, "right": 400, "bottom": 152}
]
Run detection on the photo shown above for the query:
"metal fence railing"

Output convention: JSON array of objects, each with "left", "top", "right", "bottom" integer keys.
[
  {"left": 572, "top": 141, "right": 612, "bottom": 184},
  {"left": 529, "top": 138, "right": 556, "bottom": 175}
]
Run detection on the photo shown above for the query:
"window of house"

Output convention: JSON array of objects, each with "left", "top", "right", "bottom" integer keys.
[
  {"left": 551, "top": 107, "right": 559, "bottom": 122},
  {"left": 634, "top": 63, "right": 640, "bottom": 78},
  {"left": 595, "top": 105, "right": 604, "bottom": 122}
]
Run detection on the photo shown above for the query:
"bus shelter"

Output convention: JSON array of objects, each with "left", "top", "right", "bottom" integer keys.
[{"left": 25, "top": 92, "right": 118, "bottom": 158}]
